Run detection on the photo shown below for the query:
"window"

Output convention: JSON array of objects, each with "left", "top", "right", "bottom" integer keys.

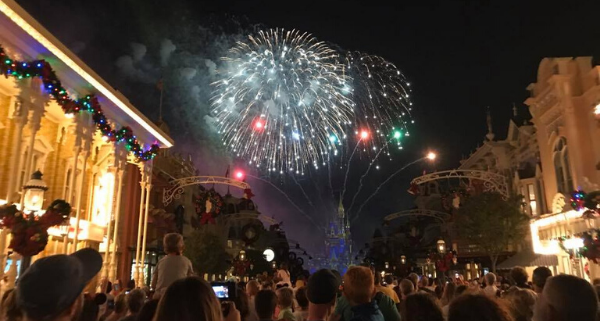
[
  {"left": 553, "top": 138, "right": 573, "bottom": 194},
  {"left": 528, "top": 184, "right": 537, "bottom": 215}
]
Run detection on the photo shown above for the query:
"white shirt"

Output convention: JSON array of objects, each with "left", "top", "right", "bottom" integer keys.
[{"left": 483, "top": 285, "right": 498, "bottom": 297}]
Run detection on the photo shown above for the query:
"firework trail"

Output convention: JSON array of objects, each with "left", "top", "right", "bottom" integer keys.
[
  {"left": 347, "top": 141, "right": 389, "bottom": 214},
  {"left": 290, "top": 174, "right": 315, "bottom": 210},
  {"left": 247, "top": 174, "right": 324, "bottom": 231},
  {"left": 352, "top": 157, "right": 425, "bottom": 223},
  {"left": 340, "top": 140, "right": 361, "bottom": 202}
]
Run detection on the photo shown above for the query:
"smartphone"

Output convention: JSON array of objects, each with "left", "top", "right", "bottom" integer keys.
[{"left": 212, "top": 282, "right": 236, "bottom": 301}]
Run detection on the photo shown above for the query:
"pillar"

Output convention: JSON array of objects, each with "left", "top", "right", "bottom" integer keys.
[
  {"left": 109, "top": 168, "right": 124, "bottom": 281},
  {"left": 5, "top": 98, "right": 27, "bottom": 202},
  {"left": 133, "top": 167, "right": 147, "bottom": 287},
  {"left": 139, "top": 179, "right": 153, "bottom": 286},
  {"left": 72, "top": 149, "right": 89, "bottom": 252},
  {"left": 102, "top": 166, "right": 118, "bottom": 279}
]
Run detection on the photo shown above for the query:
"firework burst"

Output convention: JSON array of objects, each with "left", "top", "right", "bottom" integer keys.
[
  {"left": 345, "top": 52, "right": 413, "bottom": 156},
  {"left": 211, "top": 28, "right": 354, "bottom": 173}
]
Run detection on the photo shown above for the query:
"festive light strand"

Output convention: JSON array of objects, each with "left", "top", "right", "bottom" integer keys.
[{"left": 0, "top": 45, "right": 159, "bottom": 161}]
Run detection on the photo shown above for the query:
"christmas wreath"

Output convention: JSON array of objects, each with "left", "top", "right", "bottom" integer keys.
[
  {"left": 0, "top": 200, "right": 71, "bottom": 256},
  {"left": 241, "top": 224, "right": 260, "bottom": 246},
  {"left": 194, "top": 189, "right": 224, "bottom": 225}
]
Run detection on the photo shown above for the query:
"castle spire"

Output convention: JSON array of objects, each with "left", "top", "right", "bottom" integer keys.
[{"left": 486, "top": 107, "right": 495, "bottom": 141}]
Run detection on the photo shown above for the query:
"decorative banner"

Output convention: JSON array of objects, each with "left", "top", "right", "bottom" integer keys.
[{"left": 0, "top": 46, "right": 159, "bottom": 161}]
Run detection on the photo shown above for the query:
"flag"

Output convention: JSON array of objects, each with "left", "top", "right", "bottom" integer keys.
[
  {"left": 225, "top": 165, "right": 230, "bottom": 178},
  {"left": 156, "top": 79, "right": 163, "bottom": 91}
]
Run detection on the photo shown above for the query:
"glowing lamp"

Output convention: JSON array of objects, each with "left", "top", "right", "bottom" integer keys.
[
  {"left": 437, "top": 239, "right": 446, "bottom": 253},
  {"left": 385, "top": 261, "right": 389, "bottom": 269},
  {"left": 400, "top": 255, "right": 406, "bottom": 265},
  {"left": 239, "top": 250, "right": 246, "bottom": 261},
  {"left": 426, "top": 152, "right": 437, "bottom": 161},
  {"left": 23, "top": 171, "right": 48, "bottom": 213},
  {"left": 360, "top": 130, "right": 369, "bottom": 140}
]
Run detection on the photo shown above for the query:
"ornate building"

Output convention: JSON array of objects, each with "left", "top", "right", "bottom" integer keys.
[
  {"left": 0, "top": 0, "right": 173, "bottom": 289},
  {"left": 320, "top": 199, "right": 353, "bottom": 273}
]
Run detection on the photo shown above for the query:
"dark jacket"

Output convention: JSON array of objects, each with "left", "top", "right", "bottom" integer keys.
[{"left": 348, "top": 301, "right": 384, "bottom": 321}]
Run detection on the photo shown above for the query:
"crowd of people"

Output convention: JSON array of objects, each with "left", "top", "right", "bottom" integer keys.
[{"left": 0, "top": 232, "right": 599, "bottom": 321}]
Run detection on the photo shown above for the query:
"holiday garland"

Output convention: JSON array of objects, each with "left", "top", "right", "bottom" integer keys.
[
  {"left": 0, "top": 200, "right": 71, "bottom": 256},
  {"left": 0, "top": 45, "right": 159, "bottom": 161}
]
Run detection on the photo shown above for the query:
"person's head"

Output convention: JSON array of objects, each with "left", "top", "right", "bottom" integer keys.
[
  {"left": 16, "top": 248, "right": 102, "bottom": 321},
  {"left": 126, "top": 289, "right": 145, "bottom": 315},
  {"left": 126, "top": 279, "right": 136, "bottom": 290},
  {"left": 510, "top": 267, "right": 529, "bottom": 287},
  {"left": 136, "top": 299, "right": 159, "bottom": 321},
  {"left": 419, "top": 276, "right": 429, "bottom": 288},
  {"left": 384, "top": 275, "right": 394, "bottom": 286},
  {"left": 78, "top": 293, "right": 106, "bottom": 321},
  {"left": 485, "top": 273, "right": 497, "bottom": 287},
  {"left": 154, "top": 277, "right": 222, "bottom": 321},
  {"left": 306, "top": 269, "right": 339, "bottom": 320},
  {"left": 448, "top": 294, "right": 513, "bottom": 321},
  {"left": 400, "top": 293, "right": 443, "bottom": 321},
  {"left": 261, "top": 280, "right": 274, "bottom": 291},
  {"left": 503, "top": 288, "right": 536, "bottom": 321},
  {"left": 535, "top": 274, "right": 598, "bottom": 321},
  {"left": 408, "top": 273, "right": 419, "bottom": 288},
  {"left": 442, "top": 282, "right": 457, "bottom": 303},
  {"left": 400, "top": 279, "right": 415, "bottom": 299},
  {"left": 276, "top": 287, "right": 294, "bottom": 309},
  {"left": 343, "top": 266, "right": 374, "bottom": 306},
  {"left": 434, "top": 285, "right": 443, "bottom": 299},
  {"left": 163, "top": 233, "right": 184, "bottom": 255},
  {"left": 113, "top": 293, "right": 127, "bottom": 315},
  {"left": 247, "top": 280, "right": 260, "bottom": 297},
  {"left": 295, "top": 287, "right": 309, "bottom": 310},
  {"left": 234, "top": 286, "right": 250, "bottom": 321},
  {"left": 531, "top": 267, "right": 552, "bottom": 294},
  {"left": 1, "top": 289, "right": 22, "bottom": 321},
  {"left": 255, "top": 290, "right": 278, "bottom": 319}
]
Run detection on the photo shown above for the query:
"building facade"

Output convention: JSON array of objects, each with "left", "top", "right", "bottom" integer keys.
[
  {"left": 525, "top": 56, "right": 600, "bottom": 280},
  {"left": 0, "top": 0, "right": 173, "bottom": 288}
]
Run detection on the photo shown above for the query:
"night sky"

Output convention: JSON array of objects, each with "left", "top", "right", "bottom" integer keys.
[{"left": 14, "top": 0, "right": 600, "bottom": 253}]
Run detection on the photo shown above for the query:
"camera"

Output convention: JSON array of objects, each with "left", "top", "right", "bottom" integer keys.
[{"left": 211, "top": 282, "right": 237, "bottom": 301}]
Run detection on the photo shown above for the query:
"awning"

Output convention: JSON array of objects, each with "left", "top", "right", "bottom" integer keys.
[{"left": 496, "top": 250, "right": 558, "bottom": 270}]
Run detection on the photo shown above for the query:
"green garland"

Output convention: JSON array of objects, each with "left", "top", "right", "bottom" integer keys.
[{"left": 0, "top": 45, "right": 159, "bottom": 161}]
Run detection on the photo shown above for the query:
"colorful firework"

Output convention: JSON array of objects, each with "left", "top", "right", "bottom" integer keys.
[
  {"left": 211, "top": 28, "right": 354, "bottom": 173},
  {"left": 212, "top": 29, "right": 414, "bottom": 172},
  {"left": 344, "top": 52, "right": 413, "bottom": 156}
]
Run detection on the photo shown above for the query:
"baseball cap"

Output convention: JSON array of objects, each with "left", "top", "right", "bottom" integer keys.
[
  {"left": 307, "top": 269, "right": 340, "bottom": 304},
  {"left": 17, "top": 248, "right": 102, "bottom": 319}
]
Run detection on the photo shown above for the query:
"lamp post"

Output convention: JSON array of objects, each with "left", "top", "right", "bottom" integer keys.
[
  {"left": 400, "top": 255, "right": 406, "bottom": 265},
  {"left": 20, "top": 171, "right": 48, "bottom": 275}
]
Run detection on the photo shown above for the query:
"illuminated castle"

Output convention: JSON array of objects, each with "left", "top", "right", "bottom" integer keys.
[{"left": 323, "top": 198, "right": 353, "bottom": 274}]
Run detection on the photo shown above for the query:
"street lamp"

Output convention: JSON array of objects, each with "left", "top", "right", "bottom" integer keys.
[
  {"left": 272, "top": 261, "right": 277, "bottom": 269},
  {"left": 437, "top": 239, "right": 446, "bottom": 253},
  {"left": 385, "top": 261, "right": 389, "bottom": 269},
  {"left": 400, "top": 255, "right": 406, "bottom": 265},
  {"left": 239, "top": 250, "right": 246, "bottom": 261},
  {"left": 22, "top": 171, "right": 48, "bottom": 213}
]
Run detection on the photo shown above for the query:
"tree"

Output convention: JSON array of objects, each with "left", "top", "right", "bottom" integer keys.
[
  {"left": 184, "top": 228, "right": 231, "bottom": 276},
  {"left": 455, "top": 192, "right": 529, "bottom": 272}
]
